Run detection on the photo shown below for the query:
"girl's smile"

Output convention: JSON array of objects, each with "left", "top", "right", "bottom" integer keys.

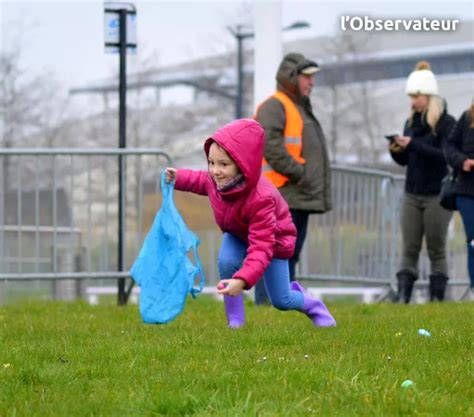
[{"left": 208, "top": 142, "right": 240, "bottom": 187}]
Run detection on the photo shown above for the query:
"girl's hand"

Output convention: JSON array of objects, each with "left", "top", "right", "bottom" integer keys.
[
  {"left": 217, "top": 278, "right": 246, "bottom": 296},
  {"left": 394, "top": 135, "right": 411, "bottom": 148},
  {"left": 165, "top": 167, "right": 177, "bottom": 183}
]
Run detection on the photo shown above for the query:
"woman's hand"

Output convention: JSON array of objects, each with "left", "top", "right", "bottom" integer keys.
[
  {"left": 394, "top": 135, "right": 412, "bottom": 149},
  {"left": 217, "top": 278, "right": 246, "bottom": 296},
  {"left": 462, "top": 159, "right": 474, "bottom": 172},
  {"left": 165, "top": 167, "right": 177, "bottom": 183},
  {"left": 389, "top": 142, "right": 404, "bottom": 153}
]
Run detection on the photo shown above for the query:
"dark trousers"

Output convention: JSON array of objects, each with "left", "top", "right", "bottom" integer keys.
[
  {"left": 399, "top": 193, "right": 452, "bottom": 276},
  {"left": 457, "top": 195, "right": 474, "bottom": 288},
  {"left": 255, "top": 209, "right": 309, "bottom": 304},
  {"left": 288, "top": 209, "right": 310, "bottom": 281}
]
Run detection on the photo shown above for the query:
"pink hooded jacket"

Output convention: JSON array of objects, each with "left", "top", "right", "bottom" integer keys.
[{"left": 174, "top": 119, "right": 296, "bottom": 288}]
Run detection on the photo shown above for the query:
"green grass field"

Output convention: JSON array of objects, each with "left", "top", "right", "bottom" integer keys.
[{"left": 1, "top": 297, "right": 473, "bottom": 417}]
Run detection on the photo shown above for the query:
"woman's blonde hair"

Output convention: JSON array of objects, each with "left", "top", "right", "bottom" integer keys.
[
  {"left": 407, "top": 61, "right": 445, "bottom": 134},
  {"left": 408, "top": 95, "right": 445, "bottom": 135}
]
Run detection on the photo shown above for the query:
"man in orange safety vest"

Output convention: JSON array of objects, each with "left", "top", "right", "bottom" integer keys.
[{"left": 254, "top": 52, "right": 332, "bottom": 304}]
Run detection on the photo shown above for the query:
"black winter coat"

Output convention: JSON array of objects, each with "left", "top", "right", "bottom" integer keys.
[
  {"left": 390, "top": 107, "right": 455, "bottom": 195},
  {"left": 445, "top": 110, "right": 474, "bottom": 198}
]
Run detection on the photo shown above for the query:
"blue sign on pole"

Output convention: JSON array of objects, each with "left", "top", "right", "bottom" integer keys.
[{"left": 104, "top": 3, "right": 137, "bottom": 54}]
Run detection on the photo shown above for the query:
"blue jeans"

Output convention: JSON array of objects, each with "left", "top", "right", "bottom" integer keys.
[
  {"left": 456, "top": 196, "right": 474, "bottom": 288},
  {"left": 218, "top": 233, "right": 304, "bottom": 311},
  {"left": 255, "top": 209, "right": 309, "bottom": 304}
]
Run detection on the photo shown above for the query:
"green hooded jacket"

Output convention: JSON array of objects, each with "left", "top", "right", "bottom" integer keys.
[{"left": 255, "top": 53, "right": 332, "bottom": 213}]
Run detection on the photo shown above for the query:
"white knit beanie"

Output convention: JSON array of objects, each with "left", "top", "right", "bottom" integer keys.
[{"left": 405, "top": 61, "right": 438, "bottom": 96}]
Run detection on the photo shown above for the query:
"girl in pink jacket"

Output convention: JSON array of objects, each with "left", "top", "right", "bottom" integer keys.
[{"left": 166, "top": 119, "right": 335, "bottom": 328}]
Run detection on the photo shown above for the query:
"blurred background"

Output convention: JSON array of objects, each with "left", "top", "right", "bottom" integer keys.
[{"left": 3, "top": 1, "right": 472, "bottom": 162}]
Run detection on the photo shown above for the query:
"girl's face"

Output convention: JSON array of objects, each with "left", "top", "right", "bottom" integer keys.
[
  {"left": 409, "top": 94, "right": 429, "bottom": 112},
  {"left": 208, "top": 142, "right": 240, "bottom": 187}
]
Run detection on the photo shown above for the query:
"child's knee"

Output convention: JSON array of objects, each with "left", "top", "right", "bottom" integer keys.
[
  {"left": 218, "top": 256, "right": 240, "bottom": 276},
  {"left": 271, "top": 297, "right": 293, "bottom": 311}
]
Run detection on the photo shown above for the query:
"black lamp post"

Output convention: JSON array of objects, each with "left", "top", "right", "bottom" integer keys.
[
  {"left": 227, "top": 21, "right": 310, "bottom": 119},
  {"left": 104, "top": 2, "right": 137, "bottom": 305}
]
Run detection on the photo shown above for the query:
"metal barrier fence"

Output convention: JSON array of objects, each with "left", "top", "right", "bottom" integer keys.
[
  {"left": 0, "top": 148, "right": 172, "bottom": 303},
  {"left": 297, "top": 166, "right": 468, "bottom": 300},
  {"left": 0, "top": 150, "right": 469, "bottom": 303}
]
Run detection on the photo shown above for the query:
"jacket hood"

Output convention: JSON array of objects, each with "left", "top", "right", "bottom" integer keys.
[
  {"left": 276, "top": 52, "right": 315, "bottom": 100},
  {"left": 204, "top": 119, "right": 264, "bottom": 197}
]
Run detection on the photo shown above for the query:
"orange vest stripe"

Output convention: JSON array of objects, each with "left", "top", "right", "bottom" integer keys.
[{"left": 260, "top": 91, "right": 305, "bottom": 188}]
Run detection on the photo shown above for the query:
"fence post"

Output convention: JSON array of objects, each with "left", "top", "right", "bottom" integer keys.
[
  {"left": 52, "top": 246, "right": 76, "bottom": 301},
  {"left": 74, "top": 247, "right": 87, "bottom": 300},
  {"left": 0, "top": 155, "right": 4, "bottom": 304}
]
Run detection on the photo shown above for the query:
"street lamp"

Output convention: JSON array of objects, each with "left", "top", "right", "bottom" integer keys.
[
  {"left": 227, "top": 21, "right": 310, "bottom": 119},
  {"left": 104, "top": 2, "right": 137, "bottom": 305}
]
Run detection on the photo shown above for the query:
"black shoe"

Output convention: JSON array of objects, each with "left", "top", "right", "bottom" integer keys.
[
  {"left": 396, "top": 270, "right": 418, "bottom": 304},
  {"left": 429, "top": 273, "right": 448, "bottom": 301}
]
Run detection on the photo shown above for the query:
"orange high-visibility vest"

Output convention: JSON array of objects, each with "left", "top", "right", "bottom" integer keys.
[{"left": 260, "top": 91, "right": 305, "bottom": 188}]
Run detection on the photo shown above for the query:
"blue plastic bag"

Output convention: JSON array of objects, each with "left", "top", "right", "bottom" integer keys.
[{"left": 130, "top": 172, "right": 205, "bottom": 324}]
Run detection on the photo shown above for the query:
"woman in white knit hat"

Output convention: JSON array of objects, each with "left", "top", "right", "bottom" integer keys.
[{"left": 389, "top": 60, "right": 456, "bottom": 303}]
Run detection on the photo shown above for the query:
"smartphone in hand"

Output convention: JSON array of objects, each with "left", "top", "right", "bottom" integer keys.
[{"left": 384, "top": 134, "right": 398, "bottom": 142}]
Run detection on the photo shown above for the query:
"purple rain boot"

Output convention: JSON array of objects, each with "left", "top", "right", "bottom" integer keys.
[
  {"left": 290, "top": 281, "right": 336, "bottom": 327},
  {"left": 224, "top": 294, "right": 245, "bottom": 329}
]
